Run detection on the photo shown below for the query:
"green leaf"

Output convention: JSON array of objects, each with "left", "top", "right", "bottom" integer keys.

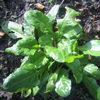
[
  {"left": 45, "top": 39, "right": 76, "bottom": 62},
  {"left": 24, "top": 20, "right": 35, "bottom": 37},
  {"left": 49, "top": 0, "right": 53, "bottom": 3},
  {"left": 32, "top": 69, "right": 49, "bottom": 96},
  {"left": 58, "top": 39, "right": 78, "bottom": 63},
  {"left": 65, "top": 52, "right": 83, "bottom": 63},
  {"left": 57, "top": 39, "right": 76, "bottom": 54},
  {"left": 32, "top": 86, "right": 40, "bottom": 96},
  {"left": 3, "top": 65, "right": 46, "bottom": 93},
  {"left": 64, "top": 24, "right": 82, "bottom": 39},
  {"left": 24, "top": 10, "right": 53, "bottom": 34},
  {"left": 83, "top": 64, "right": 100, "bottom": 80},
  {"left": 47, "top": 5, "right": 60, "bottom": 22},
  {"left": 21, "top": 51, "right": 49, "bottom": 69},
  {"left": 77, "top": 40, "right": 100, "bottom": 56},
  {"left": 38, "top": 34, "right": 53, "bottom": 47},
  {"left": 46, "top": 67, "right": 61, "bottom": 92},
  {"left": 23, "top": 89, "right": 31, "bottom": 98},
  {"left": 80, "top": 55, "right": 89, "bottom": 65},
  {"left": 83, "top": 76, "right": 100, "bottom": 100},
  {"left": 2, "top": 21, "right": 24, "bottom": 39},
  {"left": 57, "top": 7, "right": 82, "bottom": 39},
  {"left": 45, "top": 46, "right": 65, "bottom": 62},
  {"left": 53, "top": 31, "right": 65, "bottom": 42},
  {"left": 55, "top": 68, "right": 71, "bottom": 97},
  {"left": 65, "top": 7, "right": 81, "bottom": 18},
  {"left": 97, "top": 88, "right": 100, "bottom": 100},
  {"left": 66, "top": 59, "right": 82, "bottom": 83},
  {"left": 5, "top": 36, "right": 39, "bottom": 56}
]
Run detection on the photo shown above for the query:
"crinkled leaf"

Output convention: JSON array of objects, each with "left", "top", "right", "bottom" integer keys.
[
  {"left": 21, "top": 51, "right": 49, "bottom": 69},
  {"left": 47, "top": 5, "right": 59, "bottom": 22},
  {"left": 3, "top": 65, "right": 46, "bottom": 93},
  {"left": 2, "top": 21, "right": 24, "bottom": 39},
  {"left": 45, "top": 46, "right": 65, "bottom": 62},
  {"left": 46, "top": 67, "right": 61, "bottom": 92},
  {"left": 39, "top": 34, "right": 53, "bottom": 47},
  {"left": 24, "top": 20, "right": 35, "bottom": 37},
  {"left": 83, "top": 64, "right": 100, "bottom": 80},
  {"left": 57, "top": 7, "right": 82, "bottom": 39},
  {"left": 83, "top": 76, "right": 100, "bottom": 100},
  {"left": 77, "top": 40, "right": 100, "bottom": 56},
  {"left": 58, "top": 39, "right": 78, "bottom": 63},
  {"left": 45, "top": 39, "right": 76, "bottom": 62},
  {"left": 55, "top": 68, "right": 71, "bottom": 97},
  {"left": 23, "top": 89, "right": 31, "bottom": 98},
  {"left": 57, "top": 39, "right": 76, "bottom": 54},
  {"left": 66, "top": 59, "right": 82, "bottom": 83},
  {"left": 24, "top": 10, "right": 53, "bottom": 34},
  {"left": 5, "top": 36, "right": 39, "bottom": 56}
]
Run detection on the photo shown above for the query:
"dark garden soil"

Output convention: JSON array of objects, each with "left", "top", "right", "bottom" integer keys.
[{"left": 0, "top": 0, "right": 100, "bottom": 100}]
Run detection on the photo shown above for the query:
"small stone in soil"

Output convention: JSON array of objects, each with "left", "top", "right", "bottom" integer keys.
[
  {"left": 0, "top": 31, "right": 5, "bottom": 37},
  {"left": 34, "top": 3, "right": 44, "bottom": 10}
]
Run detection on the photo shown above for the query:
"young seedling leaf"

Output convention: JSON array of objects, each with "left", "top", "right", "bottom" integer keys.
[
  {"left": 3, "top": 65, "right": 46, "bottom": 93},
  {"left": 77, "top": 40, "right": 100, "bottom": 56},
  {"left": 83, "top": 64, "right": 100, "bottom": 80},
  {"left": 24, "top": 10, "right": 53, "bottom": 34},
  {"left": 5, "top": 36, "right": 39, "bottom": 56},
  {"left": 2, "top": 21, "right": 24, "bottom": 39},
  {"left": 55, "top": 69, "right": 71, "bottom": 97},
  {"left": 83, "top": 76, "right": 100, "bottom": 100},
  {"left": 65, "top": 52, "right": 83, "bottom": 63},
  {"left": 66, "top": 59, "right": 82, "bottom": 83},
  {"left": 47, "top": 5, "right": 60, "bottom": 22}
]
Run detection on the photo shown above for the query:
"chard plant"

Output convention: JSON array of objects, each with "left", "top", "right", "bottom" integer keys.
[{"left": 2, "top": 5, "right": 100, "bottom": 100}]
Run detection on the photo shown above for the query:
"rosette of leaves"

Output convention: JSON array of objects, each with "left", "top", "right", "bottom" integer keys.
[{"left": 2, "top": 5, "right": 100, "bottom": 100}]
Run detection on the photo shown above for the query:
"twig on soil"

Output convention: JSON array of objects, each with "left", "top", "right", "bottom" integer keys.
[
  {"left": 60, "top": 0, "right": 65, "bottom": 6},
  {"left": 0, "top": 50, "right": 5, "bottom": 53}
]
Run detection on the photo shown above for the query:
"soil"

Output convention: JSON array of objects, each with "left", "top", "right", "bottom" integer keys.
[{"left": 0, "top": 0, "right": 100, "bottom": 100}]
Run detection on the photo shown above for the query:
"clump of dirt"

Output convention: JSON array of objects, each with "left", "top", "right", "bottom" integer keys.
[{"left": 0, "top": 0, "right": 100, "bottom": 100}]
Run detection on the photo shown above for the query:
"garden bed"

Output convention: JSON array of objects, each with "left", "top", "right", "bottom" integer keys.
[{"left": 0, "top": 0, "right": 100, "bottom": 100}]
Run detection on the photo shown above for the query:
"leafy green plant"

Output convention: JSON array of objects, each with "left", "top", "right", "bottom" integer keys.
[
  {"left": 49, "top": 0, "right": 53, "bottom": 3},
  {"left": 2, "top": 5, "right": 100, "bottom": 100}
]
